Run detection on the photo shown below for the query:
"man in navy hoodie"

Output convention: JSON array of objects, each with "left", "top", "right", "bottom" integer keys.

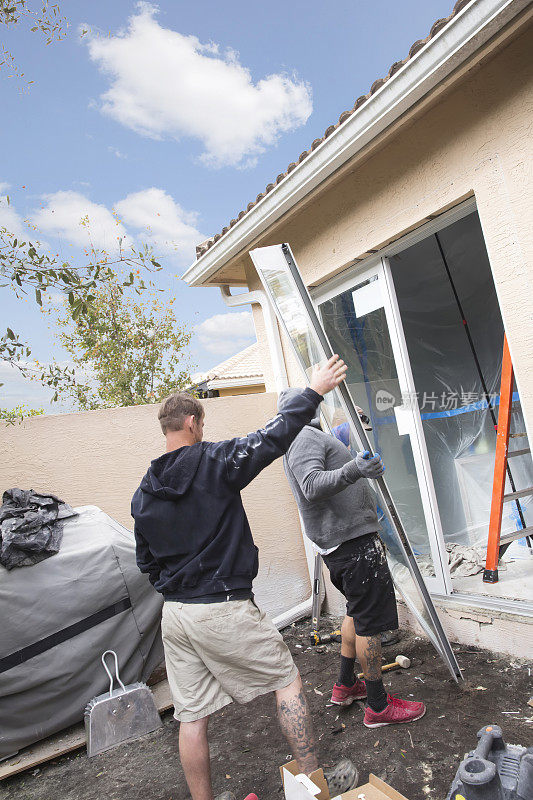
[{"left": 131, "top": 355, "right": 358, "bottom": 800}]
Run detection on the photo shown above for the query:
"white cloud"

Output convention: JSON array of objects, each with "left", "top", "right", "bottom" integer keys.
[
  {"left": 27, "top": 187, "right": 203, "bottom": 265},
  {"left": 31, "top": 190, "right": 129, "bottom": 251},
  {"left": 46, "top": 291, "right": 66, "bottom": 308},
  {"left": 0, "top": 360, "right": 67, "bottom": 412},
  {"left": 195, "top": 311, "right": 256, "bottom": 356},
  {"left": 115, "top": 187, "right": 204, "bottom": 264},
  {"left": 83, "top": 4, "right": 312, "bottom": 167},
  {"left": 108, "top": 146, "right": 127, "bottom": 159},
  {"left": 0, "top": 193, "right": 28, "bottom": 239}
]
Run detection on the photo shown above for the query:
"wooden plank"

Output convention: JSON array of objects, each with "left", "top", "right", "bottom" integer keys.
[
  {"left": 149, "top": 678, "right": 173, "bottom": 713},
  {"left": 0, "top": 679, "right": 173, "bottom": 781},
  {"left": 0, "top": 725, "right": 86, "bottom": 781}
]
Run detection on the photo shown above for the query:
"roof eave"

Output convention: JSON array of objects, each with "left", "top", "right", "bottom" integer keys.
[
  {"left": 183, "top": 0, "right": 528, "bottom": 288},
  {"left": 208, "top": 376, "right": 265, "bottom": 390}
]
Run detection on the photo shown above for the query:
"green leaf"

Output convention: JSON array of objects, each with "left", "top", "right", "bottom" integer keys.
[{"left": 6, "top": 328, "right": 15, "bottom": 340}]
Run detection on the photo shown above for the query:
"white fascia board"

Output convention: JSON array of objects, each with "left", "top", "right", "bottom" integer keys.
[
  {"left": 183, "top": 0, "right": 528, "bottom": 288},
  {"left": 207, "top": 376, "right": 265, "bottom": 390}
]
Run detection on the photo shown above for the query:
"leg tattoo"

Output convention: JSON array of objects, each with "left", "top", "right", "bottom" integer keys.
[
  {"left": 356, "top": 634, "right": 382, "bottom": 680},
  {"left": 277, "top": 685, "right": 318, "bottom": 775},
  {"left": 357, "top": 634, "right": 388, "bottom": 712}
]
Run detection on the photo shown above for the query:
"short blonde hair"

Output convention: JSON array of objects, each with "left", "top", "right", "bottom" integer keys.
[{"left": 158, "top": 392, "right": 204, "bottom": 435}]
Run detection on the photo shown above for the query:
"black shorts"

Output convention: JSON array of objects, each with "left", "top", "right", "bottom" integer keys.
[{"left": 323, "top": 533, "right": 398, "bottom": 637}]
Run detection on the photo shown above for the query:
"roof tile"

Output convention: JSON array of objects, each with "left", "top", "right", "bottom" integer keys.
[
  {"left": 192, "top": 342, "right": 264, "bottom": 385},
  {"left": 195, "top": 1, "right": 467, "bottom": 260}
]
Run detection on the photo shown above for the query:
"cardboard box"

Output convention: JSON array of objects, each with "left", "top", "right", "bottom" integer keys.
[{"left": 281, "top": 761, "right": 410, "bottom": 800}]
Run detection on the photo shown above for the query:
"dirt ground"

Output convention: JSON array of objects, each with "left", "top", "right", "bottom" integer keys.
[{"left": 1, "top": 619, "right": 532, "bottom": 800}]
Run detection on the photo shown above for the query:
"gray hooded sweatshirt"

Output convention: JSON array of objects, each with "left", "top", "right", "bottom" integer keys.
[{"left": 279, "top": 388, "right": 378, "bottom": 551}]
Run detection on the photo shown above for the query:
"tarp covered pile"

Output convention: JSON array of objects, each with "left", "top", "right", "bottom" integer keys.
[
  {"left": 0, "top": 489, "right": 77, "bottom": 570},
  {"left": 0, "top": 505, "right": 163, "bottom": 760}
]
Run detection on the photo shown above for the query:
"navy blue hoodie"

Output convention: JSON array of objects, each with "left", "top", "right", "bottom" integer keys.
[{"left": 131, "top": 387, "right": 322, "bottom": 601}]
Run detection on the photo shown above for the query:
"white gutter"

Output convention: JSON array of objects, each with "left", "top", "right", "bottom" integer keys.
[
  {"left": 220, "top": 285, "right": 288, "bottom": 393},
  {"left": 208, "top": 376, "right": 265, "bottom": 391},
  {"left": 184, "top": 0, "right": 529, "bottom": 287}
]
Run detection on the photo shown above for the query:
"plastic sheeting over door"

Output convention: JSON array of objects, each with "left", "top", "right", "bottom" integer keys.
[{"left": 389, "top": 211, "right": 533, "bottom": 557}]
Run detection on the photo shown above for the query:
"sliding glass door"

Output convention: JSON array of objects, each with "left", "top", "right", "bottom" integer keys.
[
  {"left": 315, "top": 207, "right": 532, "bottom": 604},
  {"left": 318, "top": 264, "right": 449, "bottom": 594},
  {"left": 387, "top": 210, "right": 532, "bottom": 602},
  {"left": 251, "top": 243, "right": 462, "bottom": 681}
]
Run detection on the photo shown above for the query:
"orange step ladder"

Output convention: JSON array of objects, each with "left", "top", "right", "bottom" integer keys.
[{"left": 483, "top": 335, "right": 533, "bottom": 583}]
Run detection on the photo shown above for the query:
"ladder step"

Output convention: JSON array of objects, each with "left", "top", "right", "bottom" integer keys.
[
  {"left": 509, "top": 432, "right": 527, "bottom": 438},
  {"left": 503, "top": 487, "right": 533, "bottom": 502},
  {"left": 507, "top": 447, "right": 531, "bottom": 458},
  {"left": 499, "top": 527, "right": 533, "bottom": 547}
]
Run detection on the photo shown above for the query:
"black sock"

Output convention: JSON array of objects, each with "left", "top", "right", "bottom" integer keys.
[
  {"left": 338, "top": 655, "right": 355, "bottom": 687},
  {"left": 365, "top": 678, "right": 388, "bottom": 712}
]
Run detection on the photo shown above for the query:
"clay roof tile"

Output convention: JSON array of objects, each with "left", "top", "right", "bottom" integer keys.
[{"left": 196, "top": 2, "right": 462, "bottom": 259}]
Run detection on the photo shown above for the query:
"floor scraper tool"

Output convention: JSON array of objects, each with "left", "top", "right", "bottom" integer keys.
[{"left": 85, "top": 650, "right": 162, "bottom": 757}]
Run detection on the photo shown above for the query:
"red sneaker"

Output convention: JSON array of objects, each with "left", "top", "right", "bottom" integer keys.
[
  {"left": 330, "top": 679, "right": 367, "bottom": 706},
  {"left": 363, "top": 694, "right": 426, "bottom": 727},
  {"left": 243, "top": 795, "right": 258, "bottom": 800}
]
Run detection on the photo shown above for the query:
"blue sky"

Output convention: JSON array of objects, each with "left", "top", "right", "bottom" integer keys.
[{"left": 1, "top": 0, "right": 454, "bottom": 412}]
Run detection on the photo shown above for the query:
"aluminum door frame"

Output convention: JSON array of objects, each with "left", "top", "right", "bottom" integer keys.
[
  {"left": 315, "top": 258, "right": 449, "bottom": 595},
  {"left": 250, "top": 242, "right": 462, "bottom": 682},
  {"left": 380, "top": 256, "right": 453, "bottom": 594}
]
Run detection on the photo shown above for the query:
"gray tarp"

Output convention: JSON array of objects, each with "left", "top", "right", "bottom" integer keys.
[
  {"left": 0, "top": 505, "right": 164, "bottom": 760},
  {"left": 0, "top": 488, "right": 77, "bottom": 570}
]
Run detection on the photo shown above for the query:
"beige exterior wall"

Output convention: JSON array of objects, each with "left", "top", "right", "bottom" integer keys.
[
  {"left": 217, "top": 384, "right": 265, "bottom": 397},
  {"left": 0, "top": 393, "right": 310, "bottom": 616},
  {"left": 221, "top": 22, "right": 533, "bottom": 645},
  {"left": 241, "top": 22, "right": 533, "bottom": 439}
]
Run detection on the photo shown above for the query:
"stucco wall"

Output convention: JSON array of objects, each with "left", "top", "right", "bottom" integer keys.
[
  {"left": 243, "top": 21, "right": 533, "bottom": 441},
  {"left": 0, "top": 393, "right": 310, "bottom": 616},
  {"left": 217, "top": 384, "right": 265, "bottom": 397}
]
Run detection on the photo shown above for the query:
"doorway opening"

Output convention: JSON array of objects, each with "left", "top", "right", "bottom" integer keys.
[{"left": 318, "top": 207, "right": 532, "bottom": 605}]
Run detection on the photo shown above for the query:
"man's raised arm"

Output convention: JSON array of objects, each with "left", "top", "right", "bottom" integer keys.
[{"left": 213, "top": 355, "right": 348, "bottom": 491}]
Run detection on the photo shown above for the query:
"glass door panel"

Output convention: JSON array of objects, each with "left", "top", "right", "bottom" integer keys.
[
  {"left": 250, "top": 243, "right": 461, "bottom": 681},
  {"left": 388, "top": 210, "right": 533, "bottom": 602},
  {"left": 319, "top": 272, "right": 443, "bottom": 588}
]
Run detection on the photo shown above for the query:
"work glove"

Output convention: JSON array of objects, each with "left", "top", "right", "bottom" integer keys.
[{"left": 355, "top": 450, "right": 385, "bottom": 478}]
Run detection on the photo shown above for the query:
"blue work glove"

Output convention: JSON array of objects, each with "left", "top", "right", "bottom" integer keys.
[{"left": 355, "top": 450, "right": 385, "bottom": 478}]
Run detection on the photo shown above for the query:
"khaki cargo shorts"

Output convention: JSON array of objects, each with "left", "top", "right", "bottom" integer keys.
[{"left": 161, "top": 599, "right": 299, "bottom": 722}]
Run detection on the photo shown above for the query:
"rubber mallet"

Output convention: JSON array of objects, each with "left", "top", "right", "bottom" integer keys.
[{"left": 357, "top": 654, "right": 410, "bottom": 680}]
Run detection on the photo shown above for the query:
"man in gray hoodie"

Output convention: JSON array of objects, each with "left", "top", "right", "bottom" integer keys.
[{"left": 279, "top": 389, "right": 425, "bottom": 729}]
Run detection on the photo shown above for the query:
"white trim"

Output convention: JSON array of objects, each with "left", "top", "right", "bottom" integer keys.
[
  {"left": 220, "top": 286, "right": 289, "bottom": 392},
  {"left": 207, "top": 376, "right": 265, "bottom": 390},
  {"left": 320, "top": 259, "right": 449, "bottom": 594},
  {"left": 433, "top": 591, "right": 533, "bottom": 618},
  {"left": 381, "top": 257, "right": 453, "bottom": 594},
  {"left": 311, "top": 196, "right": 477, "bottom": 302},
  {"left": 183, "top": 0, "right": 528, "bottom": 287}
]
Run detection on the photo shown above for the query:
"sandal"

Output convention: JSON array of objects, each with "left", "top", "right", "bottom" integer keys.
[{"left": 324, "top": 758, "right": 358, "bottom": 795}]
